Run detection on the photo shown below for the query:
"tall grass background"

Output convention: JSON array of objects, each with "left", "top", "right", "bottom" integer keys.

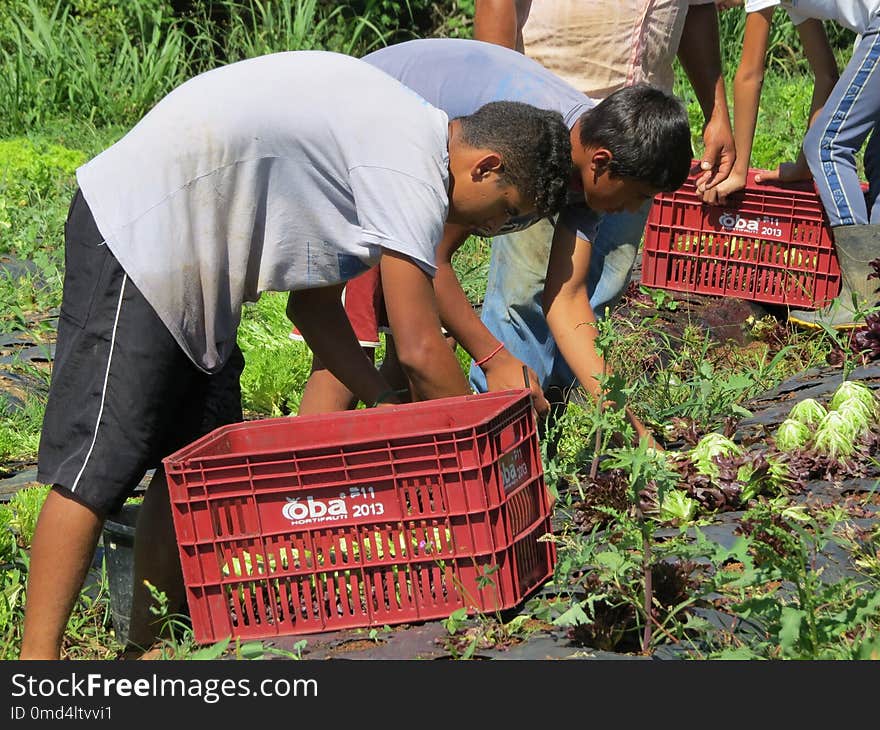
[
  {"left": 0, "top": 0, "right": 395, "bottom": 136},
  {"left": 0, "top": 1, "right": 858, "bottom": 162}
]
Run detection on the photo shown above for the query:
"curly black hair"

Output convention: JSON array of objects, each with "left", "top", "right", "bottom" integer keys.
[
  {"left": 578, "top": 84, "right": 693, "bottom": 192},
  {"left": 456, "top": 101, "right": 572, "bottom": 216}
]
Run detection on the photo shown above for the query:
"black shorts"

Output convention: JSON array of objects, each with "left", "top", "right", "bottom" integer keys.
[{"left": 37, "top": 190, "right": 244, "bottom": 515}]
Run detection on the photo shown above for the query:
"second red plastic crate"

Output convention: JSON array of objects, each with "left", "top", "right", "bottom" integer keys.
[
  {"left": 641, "top": 165, "right": 843, "bottom": 309},
  {"left": 162, "top": 389, "right": 556, "bottom": 644}
]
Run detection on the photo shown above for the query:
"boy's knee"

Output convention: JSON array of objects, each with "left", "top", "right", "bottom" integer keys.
[
  {"left": 801, "top": 120, "right": 831, "bottom": 180},
  {"left": 802, "top": 124, "right": 824, "bottom": 171}
]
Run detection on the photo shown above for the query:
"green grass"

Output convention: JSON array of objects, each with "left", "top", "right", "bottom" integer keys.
[
  {"left": 452, "top": 234, "right": 492, "bottom": 305},
  {"left": 0, "top": 392, "right": 45, "bottom": 462}
]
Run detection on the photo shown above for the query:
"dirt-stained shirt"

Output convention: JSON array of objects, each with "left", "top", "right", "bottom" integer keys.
[{"left": 76, "top": 51, "right": 450, "bottom": 372}]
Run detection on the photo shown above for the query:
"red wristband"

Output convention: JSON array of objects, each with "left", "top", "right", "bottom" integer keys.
[{"left": 474, "top": 342, "right": 505, "bottom": 368}]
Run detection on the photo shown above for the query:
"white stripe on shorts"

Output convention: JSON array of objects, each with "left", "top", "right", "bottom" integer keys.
[{"left": 71, "top": 274, "right": 128, "bottom": 492}]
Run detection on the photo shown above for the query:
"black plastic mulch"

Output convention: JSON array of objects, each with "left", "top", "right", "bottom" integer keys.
[{"left": 0, "top": 255, "right": 55, "bottom": 416}]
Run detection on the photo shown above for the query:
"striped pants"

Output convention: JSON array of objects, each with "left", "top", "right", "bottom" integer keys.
[{"left": 804, "top": 20, "right": 880, "bottom": 227}]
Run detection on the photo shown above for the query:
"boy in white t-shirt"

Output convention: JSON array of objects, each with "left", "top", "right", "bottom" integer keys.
[
  {"left": 19, "top": 50, "right": 573, "bottom": 659},
  {"left": 712, "top": 0, "right": 880, "bottom": 328}
]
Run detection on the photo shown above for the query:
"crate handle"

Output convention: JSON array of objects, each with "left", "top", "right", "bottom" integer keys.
[{"left": 522, "top": 365, "right": 535, "bottom": 411}]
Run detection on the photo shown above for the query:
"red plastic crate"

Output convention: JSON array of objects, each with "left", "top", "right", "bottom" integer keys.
[
  {"left": 641, "top": 164, "right": 845, "bottom": 309},
  {"left": 162, "top": 388, "right": 556, "bottom": 644}
]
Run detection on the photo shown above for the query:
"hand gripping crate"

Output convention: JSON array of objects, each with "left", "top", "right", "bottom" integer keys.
[
  {"left": 641, "top": 164, "right": 845, "bottom": 309},
  {"left": 162, "top": 388, "right": 556, "bottom": 644}
]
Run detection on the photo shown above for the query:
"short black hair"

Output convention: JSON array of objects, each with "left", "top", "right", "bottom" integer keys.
[
  {"left": 578, "top": 84, "right": 692, "bottom": 192},
  {"left": 456, "top": 101, "right": 571, "bottom": 216}
]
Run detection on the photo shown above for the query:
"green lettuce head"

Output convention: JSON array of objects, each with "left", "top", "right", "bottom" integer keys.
[
  {"left": 829, "top": 380, "right": 877, "bottom": 416},
  {"left": 813, "top": 410, "right": 859, "bottom": 458},
  {"left": 832, "top": 399, "right": 872, "bottom": 437},
  {"left": 787, "top": 398, "right": 827, "bottom": 428},
  {"left": 690, "top": 432, "right": 742, "bottom": 479},
  {"left": 774, "top": 418, "right": 811, "bottom": 452},
  {"left": 659, "top": 489, "right": 699, "bottom": 523}
]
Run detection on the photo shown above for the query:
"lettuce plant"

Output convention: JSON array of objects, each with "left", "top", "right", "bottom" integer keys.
[
  {"left": 658, "top": 489, "right": 699, "bottom": 523},
  {"left": 851, "top": 312, "right": 880, "bottom": 361},
  {"left": 813, "top": 411, "right": 858, "bottom": 458},
  {"left": 774, "top": 418, "right": 811, "bottom": 452},
  {"left": 787, "top": 398, "right": 827, "bottom": 428},
  {"left": 690, "top": 432, "right": 742, "bottom": 480},
  {"left": 832, "top": 400, "right": 872, "bottom": 435},
  {"left": 829, "top": 380, "right": 878, "bottom": 416}
]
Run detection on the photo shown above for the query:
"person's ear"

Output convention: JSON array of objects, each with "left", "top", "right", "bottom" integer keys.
[
  {"left": 471, "top": 153, "right": 503, "bottom": 181},
  {"left": 590, "top": 148, "right": 613, "bottom": 176}
]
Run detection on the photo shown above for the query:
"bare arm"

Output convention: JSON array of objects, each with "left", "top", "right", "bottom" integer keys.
[
  {"left": 379, "top": 249, "right": 471, "bottom": 402},
  {"left": 754, "top": 18, "right": 838, "bottom": 184},
  {"left": 432, "top": 224, "right": 489, "bottom": 357},
  {"left": 677, "top": 1, "right": 736, "bottom": 194},
  {"left": 542, "top": 224, "right": 659, "bottom": 447},
  {"left": 704, "top": 7, "right": 773, "bottom": 204},
  {"left": 800, "top": 20, "right": 839, "bottom": 124},
  {"left": 432, "top": 224, "right": 549, "bottom": 415},
  {"left": 287, "top": 284, "right": 393, "bottom": 406},
  {"left": 473, "top": 0, "right": 532, "bottom": 52}
]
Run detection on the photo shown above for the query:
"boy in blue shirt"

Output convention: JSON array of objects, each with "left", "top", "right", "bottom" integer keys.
[{"left": 296, "top": 38, "right": 708, "bottom": 449}]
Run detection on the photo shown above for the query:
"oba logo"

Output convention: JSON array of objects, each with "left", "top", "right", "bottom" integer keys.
[
  {"left": 499, "top": 447, "right": 530, "bottom": 493},
  {"left": 718, "top": 212, "right": 759, "bottom": 233},
  {"left": 282, "top": 494, "right": 348, "bottom": 523}
]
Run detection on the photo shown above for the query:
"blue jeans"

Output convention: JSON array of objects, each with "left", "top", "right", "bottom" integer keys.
[
  {"left": 469, "top": 202, "right": 652, "bottom": 395},
  {"left": 804, "top": 25, "right": 880, "bottom": 227}
]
